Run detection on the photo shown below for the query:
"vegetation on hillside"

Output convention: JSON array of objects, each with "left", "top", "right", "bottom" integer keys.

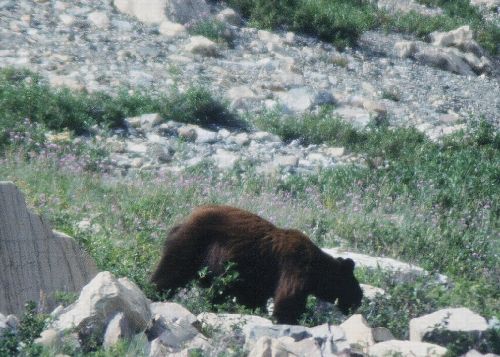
[{"left": 219, "top": 0, "right": 499, "bottom": 53}]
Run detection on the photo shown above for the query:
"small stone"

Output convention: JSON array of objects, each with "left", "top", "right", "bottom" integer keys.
[
  {"left": 126, "top": 142, "right": 148, "bottom": 155},
  {"left": 229, "top": 133, "right": 250, "bottom": 146},
  {"left": 159, "top": 21, "right": 186, "bottom": 38},
  {"left": 103, "top": 313, "right": 132, "bottom": 348},
  {"left": 368, "top": 340, "right": 447, "bottom": 357},
  {"left": 184, "top": 36, "right": 218, "bottom": 57},
  {"left": 59, "top": 14, "right": 75, "bottom": 26},
  {"left": 178, "top": 126, "right": 197, "bottom": 142},
  {"left": 212, "top": 149, "right": 239, "bottom": 169},
  {"left": 394, "top": 40, "right": 418, "bottom": 58},
  {"left": 372, "top": 327, "right": 394, "bottom": 343},
  {"left": 360, "top": 284, "right": 385, "bottom": 299},
  {"left": 87, "top": 12, "right": 110, "bottom": 29},
  {"left": 216, "top": 8, "right": 241, "bottom": 26},
  {"left": 324, "top": 147, "right": 345, "bottom": 158}
]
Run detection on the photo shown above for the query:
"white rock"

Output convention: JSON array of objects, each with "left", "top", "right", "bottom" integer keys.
[
  {"left": 360, "top": 284, "right": 385, "bottom": 299},
  {"left": 462, "top": 349, "right": 499, "bottom": 357},
  {"left": 324, "top": 147, "right": 345, "bottom": 158},
  {"left": 59, "top": 14, "right": 75, "bottom": 26},
  {"left": 372, "top": 327, "right": 395, "bottom": 343},
  {"left": 340, "top": 314, "right": 375, "bottom": 351},
  {"left": 159, "top": 20, "right": 186, "bottom": 38},
  {"left": 227, "top": 86, "right": 255, "bottom": 102},
  {"left": 323, "top": 248, "right": 447, "bottom": 282},
  {"left": 430, "top": 26, "right": 477, "bottom": 51},
  {"left": 409, "top": 308, "right": 489, "bottom": 342},
  {"left": 216, "top": 8, "right": 241, "bottom": 26},
  {"left": 251, "top": 132, "right": 282, "bottom": 143},
  {"left": 248, "top": 336, "right": 294, "bottom": 357},
  {"left": 377, "top": 0, "right": 443, "bottom": 16},
  {"left": 258, "top": 30, "right": 281, "bottom": 44},
  {"left": 52, "top": 272, "right": 151, "bottom": 335},
  {"left": 113, "top": 0, "right": 167, "bottom": 24},
  {"left": 273, "top": 155, "right": 299, "bottom": 168},
  {"left": 103, "top": 312, "right": 132, "bottom": 348},
  {"left": 368, "top": 340, "right": 447, "bottom": 357},
  {"left": 152, "top": 302, "right": 198, "bottom": 327},
  {"left": 470, "top": 0, "right": 500, "bottom": 8},
  {"left": 126, "top": 141, "right": 148, "bottom": 155},
  {"left": 48, "top": 74, "right": 84, "bottom": 91},
  {"left": 163, "top": 0, "right": 210, "bottom": 24},
  {"left": 192, "top": 126, "right": 218, "bottom": 144},
  {"left": 229, "top": 132, "right": 250, "bottom": 146},
  {"left": 197, "top": 313, "right": 272, "bottom": 335},
  {"left": 150, "top": 321, "right": 210, "bottom": 354},
  {"left": 212, "top": 149, "right": 239, "bottom": 169},
  {"left": 278, "top": 87, "right": 315, "bottom": 112},
  {"left": 184, "top": 36, "right": 218, "bottom": 57},
  {"left": 35, "top": 328, "right": 61, "bottom": 347},
  {"left": 87, "top": 12, "right": 110, "bottom": 29},
  {"left": 333, "top": 107, "right": 372, "bottom": 129}
]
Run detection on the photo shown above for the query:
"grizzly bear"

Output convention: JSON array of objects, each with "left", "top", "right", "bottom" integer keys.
[{"left": 150, "top": 205, "right": 363, "bottom": 324}]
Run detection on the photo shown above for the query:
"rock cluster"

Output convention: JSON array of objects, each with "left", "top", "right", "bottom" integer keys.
[
  {"left": 394, "top": 26, "right": 493, "bottom": 76},
  {"left": 98, "top": 114, "right": 360, "bottom": 176},
  {"left": 24, "top": 271, "right": 494, "bottom": 356},
  {"left": 0, "top": 0, "right": 498, "bottom": 147}
]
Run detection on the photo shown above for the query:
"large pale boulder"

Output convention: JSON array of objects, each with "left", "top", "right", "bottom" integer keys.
[
  {"left": 184, "top": 36, "right": 218, "bottom": 57},
  {"left": 409, "top": 308, "right": 489, "bottom": 344},
  {"left": 430, "top": 26, "right": 483, "bottom": 56},
  {"left": 248, "top": 337, "right": 296, "bottom": 357},
  {"left": 368, "top": 340, "right": 447, "bottom": 356},
  {"left": 148, "top": 302, "right": 199, "bottom": 340},
  {"left": 340, "top": 314, "right": 375, "bottom": 352},
  {"left": 323, "top": 248, "right": 447, "bottom": 282},
  {"left": 414, "top": 46, "right": 476, "bottom": 75},
  {"left": 51, "top": 271, "right": 151, "bottom": 345},
  {"left": 113, "top": 0, "right": 168, "bottom": 24},
  {"left": 0, "top": 182, "right": 98, "bottom": 315},
  {"left": 113, "top": 0, "right": 209, "bottom": 25}
]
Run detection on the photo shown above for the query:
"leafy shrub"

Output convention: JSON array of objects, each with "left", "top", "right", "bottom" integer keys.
[
  {"left": 187, "top": 18, "right": 232, "bottom": 45},
  {"left": 0, "top": 68, "right": 242, "bottom": 150},
  {"left": 0, "top": 302, "right": 47, "bottom": 356}
]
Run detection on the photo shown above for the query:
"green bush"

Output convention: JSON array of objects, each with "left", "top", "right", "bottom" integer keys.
[
  {"left": 0, "top": 68, "right": 242, "bottom": 150},
  {"left": 222, "top": 0, "right": 498, "bottom": 53}
]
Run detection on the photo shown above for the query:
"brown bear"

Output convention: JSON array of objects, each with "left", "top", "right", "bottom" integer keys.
[{"left": 150, "top": 205, "right": 363, "bottom": 324}]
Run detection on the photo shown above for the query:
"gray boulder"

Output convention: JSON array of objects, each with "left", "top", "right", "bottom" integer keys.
[
  {"left": 410, "top": 308, "right": 489, "bottom": 345},
  {"left": 0, "top": 182, "right": 98, "bottom": 315}
]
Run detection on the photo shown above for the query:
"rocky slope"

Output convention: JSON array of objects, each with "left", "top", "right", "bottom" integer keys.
[{"left": 2, "top": 0, "right": 498, "bottom": 176}]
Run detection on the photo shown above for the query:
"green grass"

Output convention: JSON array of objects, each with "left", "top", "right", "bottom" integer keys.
[
  {"left": 187, "top": 18, "right": 232, "bottom": 45},
  {"left": 221, "top": 0, "right": 499, "bottom": 53},
  {"left": 0, "top": 117, "right": 498, "bottom": 344},
  {"left": 0, "top": 68, "right": 241, "bottom": 149}
]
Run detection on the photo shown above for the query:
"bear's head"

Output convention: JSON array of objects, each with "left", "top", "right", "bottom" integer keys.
[
  {"left": 316, "top": 257, "right": 363, "bottom": 314},
  {"left": 335, "top": 258, "right": 363, "bottom": 314}
]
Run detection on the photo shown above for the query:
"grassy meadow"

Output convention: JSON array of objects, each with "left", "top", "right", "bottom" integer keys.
[{"left": 0, "top": 66, "right": 498, "bottom": 355}]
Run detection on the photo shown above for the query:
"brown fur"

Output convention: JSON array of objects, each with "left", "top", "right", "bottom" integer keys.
[{"left": 151, "top": 205, "right": 363, "bottom": 324}]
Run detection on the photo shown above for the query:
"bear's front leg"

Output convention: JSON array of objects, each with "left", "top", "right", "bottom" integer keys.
[{"left": 273, "top": 288, "right": 307, "bottom": 325}]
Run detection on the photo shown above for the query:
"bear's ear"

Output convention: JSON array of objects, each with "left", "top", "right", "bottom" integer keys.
[{"left": 342, "top": 258, "right": 355, "bottom": 272}]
